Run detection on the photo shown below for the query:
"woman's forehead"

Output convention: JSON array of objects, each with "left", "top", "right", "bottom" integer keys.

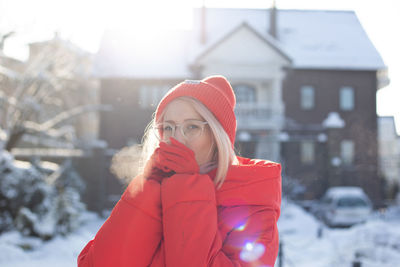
[{"left": 163, "top": 99, "right": 203, "bottom": 122}]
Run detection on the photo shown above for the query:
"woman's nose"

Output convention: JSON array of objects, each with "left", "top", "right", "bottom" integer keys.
[{"left": 172, "top": 126, "right": 186, "bottom": 144}]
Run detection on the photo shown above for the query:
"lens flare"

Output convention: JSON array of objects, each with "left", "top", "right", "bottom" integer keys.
[
  {"left": 240, "top": 242, "right": 265, "bottom": 262},
  {"left": 236, "top": 223, "right": 247, "bottom": 231},
  {"left": 245, "top": 243, "right": 254, "bottom": 250}
]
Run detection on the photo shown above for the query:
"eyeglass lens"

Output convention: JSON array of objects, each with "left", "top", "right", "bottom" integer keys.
[{"left": 156, "top": 120, "right": 206, "bottom": 141}]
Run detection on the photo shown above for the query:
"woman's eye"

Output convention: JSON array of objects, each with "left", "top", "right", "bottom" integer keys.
[
  {"left": 163, "top": 125, "right": 173, "bottom": 131},
  {"left": 187, "top": 124, "right": 199, "bottom": 130}
]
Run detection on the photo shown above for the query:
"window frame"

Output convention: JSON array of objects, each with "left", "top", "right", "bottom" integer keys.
[
  {"left": 339, "top": 86, "right": 355, "bottom": 111},
  {"left": 341, "top": 139, "right": 355, "bottom": 165},
  {"left": 233, "top": 84, "right": 257, "bottom": 103},
  {"left": 300, "top": 140, "right": 315, "bottom": 165},
  {"left": 300, "top": 85, "right": 315, "bottom": 110}
]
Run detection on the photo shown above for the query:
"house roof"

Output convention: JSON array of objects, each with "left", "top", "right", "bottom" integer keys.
[
  {"left": 94, "top": 8, "right": 386, "bottom": 78},
  {"left": 193, "top": 22, "right": 292, "bottom": 63}
]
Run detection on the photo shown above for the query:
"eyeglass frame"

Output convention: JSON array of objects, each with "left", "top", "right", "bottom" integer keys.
[{"left": 154, "top": 119, "right": 209, "bottom": 141}]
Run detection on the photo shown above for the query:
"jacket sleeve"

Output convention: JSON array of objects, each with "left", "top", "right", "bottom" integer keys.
[
  {"left": 78, "top": 177, "right": 163, "bottom": 267},
  {"left": 161, "top": 173, "right": 280, "bottom": 267}
]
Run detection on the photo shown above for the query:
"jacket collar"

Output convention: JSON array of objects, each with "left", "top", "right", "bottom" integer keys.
[{"left": 214, "top": 157, "right": 282, "bottom": 207}]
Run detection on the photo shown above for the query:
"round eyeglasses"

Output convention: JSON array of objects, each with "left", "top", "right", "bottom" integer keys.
[{"left": 154, "top": 119, "right": 209, "bottom": 141}]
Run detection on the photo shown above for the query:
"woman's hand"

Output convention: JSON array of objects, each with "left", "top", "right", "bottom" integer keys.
[
  {"left": 144, "top": 147, "right": 174, "bottom": 183},
  {"left": 158, "top": 137, "right": 199, "bottom": 174}
]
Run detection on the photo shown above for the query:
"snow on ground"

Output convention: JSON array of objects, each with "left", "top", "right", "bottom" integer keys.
[
  {"left": 278, "top": 201, "right": 400, "bottom": 267},
  {"left": 0, "top": 201, "right": 399, "bottom": 267},
  {"left": 0, "top": 212, "right": 104, "bottom": 267}
]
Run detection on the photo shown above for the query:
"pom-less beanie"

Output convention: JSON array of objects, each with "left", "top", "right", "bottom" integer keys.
[{"left": 155, "top": 75, "right": 237, "bottom": 145}]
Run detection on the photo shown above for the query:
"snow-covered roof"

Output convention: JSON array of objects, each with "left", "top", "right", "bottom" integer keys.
[
  {"left": 325, "top": 186, "right": 368, "bottom": 198},
  {"left": 192, "top": 22, "right": 292, "bottom": 63},
  {"left": 94, "top": 8, "right": 386, "bottom": 78},
  {"left": 271, "top": 9, "right": 385, "bottom": 70}
]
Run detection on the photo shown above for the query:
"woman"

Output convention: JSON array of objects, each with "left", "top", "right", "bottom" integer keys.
[{"left": 78, "top": 75, "right": 282, "bottom": 267}]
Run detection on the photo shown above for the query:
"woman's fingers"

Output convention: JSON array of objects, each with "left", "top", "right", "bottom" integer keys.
[
  {"left": 160, "top": 138, "right": 192, "bottom": 153},
  {"left": 169, "top": 138, "right": 196, "bottom": 157},
  {"left": 157, "top": 138, "right": 199, "bottom": 174},
  {"left": 159, "top": 145, "right": 188, "bottom": 158},
  {"left": 159, "top": 152, "right": 190, "bottom": 167},
  {"left": 160, "top": 158, "right": 182, "bottom": 173},
  {"left": 158, "top": 150, "right": 198, "bottom": 173},
  {"left": 159, "top": 153, "right": 183, "bottom": 165}
]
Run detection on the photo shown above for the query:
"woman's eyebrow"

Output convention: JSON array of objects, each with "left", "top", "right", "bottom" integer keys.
[
  {"left": 163, "top": 120, "right": 176, "bottom": 124},
  {"left": 164, "top": 118, "right": 203, "bottom": 123}
]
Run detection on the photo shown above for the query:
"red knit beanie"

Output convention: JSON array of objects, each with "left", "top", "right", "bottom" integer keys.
[{"left": 155, "top": 75, "right": 237, "bottom": 145}]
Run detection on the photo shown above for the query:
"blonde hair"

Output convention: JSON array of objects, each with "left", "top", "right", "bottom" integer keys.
[{"left": 139, "top": 96, "right": 238, "bottom": 188}]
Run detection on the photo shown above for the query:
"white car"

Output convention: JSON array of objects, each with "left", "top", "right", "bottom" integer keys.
[{"left": 317, "top": 186, "right": 372, "bottom": 227}]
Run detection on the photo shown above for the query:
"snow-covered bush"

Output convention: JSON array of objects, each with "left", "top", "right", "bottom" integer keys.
[{"left": 0, "top": 150, "right": 86, "bottom": 239}]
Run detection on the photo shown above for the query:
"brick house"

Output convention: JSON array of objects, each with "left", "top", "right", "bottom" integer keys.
[{"left": 94, "top": 7, "right": 387, "bottom": 204}]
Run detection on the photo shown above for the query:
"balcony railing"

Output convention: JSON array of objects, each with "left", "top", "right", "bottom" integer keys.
[{"left": 235, "top": 103, "right": 283, "bottom": 130}]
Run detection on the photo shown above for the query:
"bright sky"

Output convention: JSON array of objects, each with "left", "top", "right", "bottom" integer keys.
[{"left": 1, "top": 0, "right": 399, "bottom": 134}]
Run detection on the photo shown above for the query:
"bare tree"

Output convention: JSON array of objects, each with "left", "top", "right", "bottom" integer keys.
[{"left": 0, "top": 35, "right": 110, "bottom": 151}]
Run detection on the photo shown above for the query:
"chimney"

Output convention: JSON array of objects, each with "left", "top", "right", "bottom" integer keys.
[
  {"left": 269, "top": 0, "right": 277, "bottom": 39},
  {"left": 200, "top": 1, "right": 207, "bottom": 44}
]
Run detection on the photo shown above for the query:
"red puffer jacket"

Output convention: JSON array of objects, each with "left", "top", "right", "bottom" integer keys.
[{"left": 78, "top": 157, "right": 281, "bottom": 267}]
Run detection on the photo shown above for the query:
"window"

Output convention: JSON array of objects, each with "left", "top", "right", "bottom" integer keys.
[
  {"left": 139, "top": 85, "right": 170, "bottom": 109},
  {"left": 337, "top": 197, "right": 368, "bottom": 207},
  {"left": 300, "top": 141, "right": 315, "bottom": 164},
  {"left": 340, "top": 87, "right": 354, "bottom": 111},
  {"left": 233, "top": 84, "right": 256, "bottom": 103},
  {"left": 300, "top": 86, "right": 315, "bottom": 110},
  {"left": 341, "top": 140, "right": 355, "bottom": 165}
]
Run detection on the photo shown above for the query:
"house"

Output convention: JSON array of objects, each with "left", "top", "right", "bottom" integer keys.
[
  {"left": 378, "top": 116, "right": 400, "bottom": 199},
  {"left": 1, "top": 35, "right": 100, "bottom": 150},
  {"left": 94, "top": 7, "right": 387, "bottom": 204}
]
